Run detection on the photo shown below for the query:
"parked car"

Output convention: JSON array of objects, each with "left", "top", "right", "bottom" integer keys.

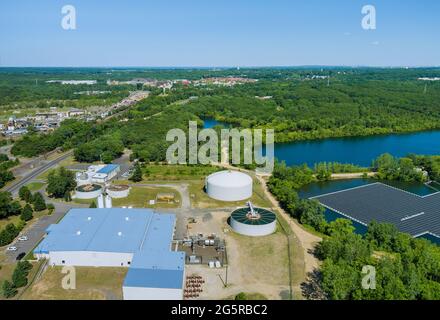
[
  {"left": 16, "top": 252, "right": 26, "bottom": 261},
  {"left": 6, "top": 246, "right": 17, "bottom": 251},
  {"left": 18, "top": 236, "right": 28, "bottom": 241}
]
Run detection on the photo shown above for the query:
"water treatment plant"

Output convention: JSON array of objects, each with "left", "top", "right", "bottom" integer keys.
[{"left": 230, "top": 202, "right": 277, "bottom": 237}]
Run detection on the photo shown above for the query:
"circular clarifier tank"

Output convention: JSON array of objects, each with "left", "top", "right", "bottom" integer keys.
[
  {"left": 230, "top": 204, "right": 276, "bottom": 237},
  {"left": 75, "top": 184, "right": 103, "bottom": 199}
]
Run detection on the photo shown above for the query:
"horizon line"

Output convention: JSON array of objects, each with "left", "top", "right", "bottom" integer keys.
[{"left": 1, "top": 65, "right": 440, "bottom": 69}]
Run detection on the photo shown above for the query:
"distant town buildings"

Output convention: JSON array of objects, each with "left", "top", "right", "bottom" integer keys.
[
  {"left": 1, "top": 91, "right": 149, "bottom": 137},
  {"left": 46, "top": 80, "right": 98, "bottom": 85},
  {"left": 418, "top": 77, "right": 440, "bottom": 81}
]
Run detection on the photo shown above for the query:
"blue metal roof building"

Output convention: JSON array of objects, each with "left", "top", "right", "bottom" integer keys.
[
  {"left": 97, "top": 164, "right": 120, "bottom": 174},
  {"left": 34, "top": 208, "right": 185, "bottom": 300}
]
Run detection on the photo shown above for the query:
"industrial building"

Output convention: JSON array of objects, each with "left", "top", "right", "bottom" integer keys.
[
  {"left": 92, "top": 164, "right": 120, "bottom": 183},
  {"left": 205, "top": 170, "right": 253, "bottom": 202},
  {"left": 75, "top": 164, "right": 121, "bottom": 185},
  {"left": 230, "top": 202, "right": 277, "bottom": 237},
  {"left": 34, "top": 208, "right": 185, "bottom": 300},
  {"left": 312, "top": 182, "right": 440, "bottom": 239}
]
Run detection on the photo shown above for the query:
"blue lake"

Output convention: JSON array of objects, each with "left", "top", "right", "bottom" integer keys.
[
  {"left": 275, "top": 130, "right": 440, "bottom": 167},
  {"left": 203, "top": 119, "right": 440, "bottom": 243},
  {"left": 203, "top": 119, "right": 440, "bottom": 167}
]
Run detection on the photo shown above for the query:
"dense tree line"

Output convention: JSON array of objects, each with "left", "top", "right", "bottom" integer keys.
[
  {"left": 372, "top": 153, "right": 427, "bottom": 182},
  {"left": 317, "top": 220, "right": 440, "bottom": 300},
  {"left": 183, "top": 75, "right": 440, "bottom": 142}
]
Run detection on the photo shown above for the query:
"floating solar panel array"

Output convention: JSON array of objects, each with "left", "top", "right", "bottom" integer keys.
[{"left": 312, "top": 183, "right": 440, "bottom": 239}]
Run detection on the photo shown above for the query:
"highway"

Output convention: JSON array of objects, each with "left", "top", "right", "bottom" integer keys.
[{"left": 4, "top": 150, "right": 74, "bottom": 195}]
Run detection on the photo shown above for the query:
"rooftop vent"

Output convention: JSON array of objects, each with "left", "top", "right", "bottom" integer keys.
[
  {"left": 87, "top": 217, "right": 92, "bottom": 221},
  {"left": 117, "top": 232, "right": 122, "bottom": 236},
  {"left": 125, "top": 217, "right": 130, "bottom": 221},
  {"left": 76, "top": 231, "right": 81, "bottom": 236}
]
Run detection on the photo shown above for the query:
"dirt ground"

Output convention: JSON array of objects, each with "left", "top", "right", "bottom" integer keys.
[
  {"left": 186, "top": 211, "right": 291, "bottom": 300},
  {"left": 21, "top": 266, "right": 126, "bottom": 300}
]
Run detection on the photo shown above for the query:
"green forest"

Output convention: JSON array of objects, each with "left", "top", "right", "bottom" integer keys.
[{"left": 5, "top": 67, "right": 440, "bottom": 163}]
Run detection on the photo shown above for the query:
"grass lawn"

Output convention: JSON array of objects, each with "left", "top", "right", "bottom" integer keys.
[
  {"left": 0, "top": 214, "right": 21, "bottom": 230},
  {"left": 142, "top": 164, "right": 221, "bottom": 181},
  {"left": 72, "top": 198, "right": 96, "bottom": 205},
  {"left": 275, "top": 211, "right": 306, "bottom": 299},
  {"left": 112, "top": 186, "right": 182, "bottom": 209},
  {"left": 25, "top": 182, "right": 45, "bottom": 192},
  {"left": 21, "top": 266, "right": 127, "bottom": 300},
  {"left": 188, "top": 179, "right": 271, "bottom": 209},
  {"left": 0, "top": 253, "right": 16, "bottom": 299}
]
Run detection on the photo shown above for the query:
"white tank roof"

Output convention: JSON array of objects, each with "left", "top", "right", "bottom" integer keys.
[{"left": 207, "top": 171, "right": 252, "bottom": 188}]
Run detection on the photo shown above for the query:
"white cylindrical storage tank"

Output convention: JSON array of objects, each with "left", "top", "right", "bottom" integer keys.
[
  {"left": 205, "top": 171, "right": 252, "bottom": 202},
  {"left": 230, "top": 207, "right": 276, "bottom": 237},
  {"left": 107, "top": 185, "right": 130, "bottom": 198},
  {"left": 97, "top": 194, "right": 104, "bottom": 208},
  {"left": 75, "top": 184, "right": 103, "bottom": 200},
  {"left": 105, "top": 195, "right": 112, "bottom": 208}
]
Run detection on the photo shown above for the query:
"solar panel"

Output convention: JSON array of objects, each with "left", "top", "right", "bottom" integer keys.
[{"left": 312, "top": 183, "right": 440, "bottom": 239}]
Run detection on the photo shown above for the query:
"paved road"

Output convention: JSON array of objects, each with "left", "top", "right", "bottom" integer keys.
[
  {"left": 4, "top": 200, "right": 86, "bottom": 262},
  {"left": 4, "top": 150, "right": 73, "bottom": 196}
]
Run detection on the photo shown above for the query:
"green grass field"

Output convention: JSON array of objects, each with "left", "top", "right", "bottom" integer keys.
[
  {"left": 142, "top": 164, "right": 221, "bottom": 181},
  {"left": 188, "top": 179, "right": 271, "bottom": 209},
  {"left": 21, "top": 266, "right": 127, "bottom": 300},
  {"left": 112, "top": 186, "right": 182, "bottom": 209},
  {"left": 25, "top": 182, "right": 45, "bottom": 192}
]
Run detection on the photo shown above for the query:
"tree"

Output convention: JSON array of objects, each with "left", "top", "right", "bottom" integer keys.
[
  {"left": 320, "top": 259, "right": 360, "bottom": 300},
  {"left": 8, "top": 201, "right": 22, "bottom": 217},
  {"left": 46, "top": 167, "right": 76, "bottom": 198},
  {"left": 326, "top": 218, "right": 355, "bottom": 237},
  {"left": 12, "top": 261, "right": 32, "bottom": 288},
  {"left": 234, "top": 292, "right": 248, "bottom": 300},
  {"left": 89, "top": 201, "right": 97, "bottom": 208},
  {"left": 2, "top": 280, "right": 17, "bottom": 299},
  {"left": 19, "top": 186, "right": 32, "bottom": 203},
  {"left": 64, "top": 191, "right": 72, "bottom": 202},
  {"left": 0, "top": 223, "right": 19, "bottom": 246},
  {"left": 101, "top": 151, "right": 114, "bottom": 164},
  {"left": 0, "top": 191, "right": 13, "bottom": 218},
  {"left": 20, "top": 204, "right": 33, "bottom": 222},
  {"left": 32, "top": 192, "right": 47, "bottom": 211},
  {"left": 130, "top": 163, "right": 143, "bottom": 182},
  {"left": 297, "top": 199, "right": 327, "bottom": 232},
  {"left": 365, "top": 221, "right": 399, "bottom": 251}
]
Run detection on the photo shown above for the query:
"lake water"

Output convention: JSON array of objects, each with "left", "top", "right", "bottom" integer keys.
[
  {"left": 203, "top": 118, "right": 440, "bottom": 167},
  {"left": 203, "top": 119, "right": 440, "bottom": 243},
  {"left": 298, "top": 178, "right": 439, "bottom": 241}
]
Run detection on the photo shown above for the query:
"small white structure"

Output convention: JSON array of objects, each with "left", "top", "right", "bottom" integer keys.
[
  {"left": 205, "top": 171, "right": 253, "bottom": 202},
  {"left": 97, "top": 194, "right": 105, "bottom": 208},
  {"left": 105, "top": 195, "right": 113, "bottom": 209},
  {"left": 75, "top": 184, "right": 103, "bottom": 200},
  {"left": 107, "top": 185, "right": 130, "bottom": 198}
]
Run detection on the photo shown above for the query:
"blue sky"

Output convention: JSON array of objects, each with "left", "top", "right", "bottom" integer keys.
[{"left": 0, "top": 0, "right": 439, "bottom": 67}]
